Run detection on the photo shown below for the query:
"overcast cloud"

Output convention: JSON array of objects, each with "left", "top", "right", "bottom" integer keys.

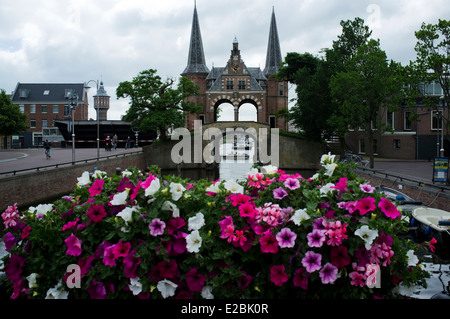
[{"left": 1, "top": 0, "right": 449, "bottom": 120}]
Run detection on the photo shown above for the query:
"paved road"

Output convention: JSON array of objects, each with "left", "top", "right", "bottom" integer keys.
[
  {"left": 371, "top": 160, "right": 435, "bottom": 183},
  {"left": 0, "top": 147, "right": 143, "bottom": 175}
]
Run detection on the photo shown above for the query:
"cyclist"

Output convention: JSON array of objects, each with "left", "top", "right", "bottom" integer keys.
[{"left": 43, "top": 139, "right": 52, "bottom": 159}]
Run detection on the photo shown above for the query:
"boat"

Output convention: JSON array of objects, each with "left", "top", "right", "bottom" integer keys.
[
  {"left": 412, "top": 207, "right": 450, "bottom": 261},
  {"left": 376, "top": 185, "right": 423, "bottom": 212}
]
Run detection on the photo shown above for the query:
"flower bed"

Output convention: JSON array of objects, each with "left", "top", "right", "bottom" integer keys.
[{"left": 1, "top": 154, "right": 431, "bottom": 299}]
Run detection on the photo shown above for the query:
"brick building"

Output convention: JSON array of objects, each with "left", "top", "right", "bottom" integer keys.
[
  {"left": 181, "top": 5, "right": 288, "bottom": 131},
  {"left": 345, "top": 80, "right": 449, "bottom": 160},
  {"left": 10, "top": 83, "right": 89, "bottom": 148}
]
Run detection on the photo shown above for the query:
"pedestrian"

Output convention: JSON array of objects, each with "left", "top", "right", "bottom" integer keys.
[
  {"left": 113, "top": 134, "right": 118, "bottom": 150},
  {"left": 105, "top": 136, "right": 111, "bottom": 151},
  {"left": 43, "top": 139, "right": 52, "bottom": 159},
  {"left": 126, "top": 136, "right": 131, "bottom": 149}
]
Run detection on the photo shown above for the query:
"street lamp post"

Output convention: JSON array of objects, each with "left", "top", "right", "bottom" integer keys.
[
  {"left": 68, "top": 91, "right": 79, "bottom": 165},
  {"left": 84, "top": 80, "right": 100, "bottom": 160}
]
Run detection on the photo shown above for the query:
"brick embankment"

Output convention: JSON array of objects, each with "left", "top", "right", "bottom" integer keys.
[{"left": 356, "top": 169, "right": 450, "bottom": 211}]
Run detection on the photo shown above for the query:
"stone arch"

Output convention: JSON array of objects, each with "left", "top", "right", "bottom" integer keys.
[
  {"left": 213, "top": 98, "right": 234, "bottom": 122},
  {"left": 238, "top": 99, "right": 258, "bottom": 122}
]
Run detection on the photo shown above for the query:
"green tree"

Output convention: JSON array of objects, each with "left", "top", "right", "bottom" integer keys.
[
  {"left": 277, "top": 52, "right": 332, "bottom": 141},
  {"left": 117, "top": 69, "right": 201, "bottom": 141},
  {"left": 412, "top": 19, "right": 450, "bottom": 145},
  {"left": 330, "top": 39, "right": 404, "bottom": 168},
  {"left": 0, "top": 89, "right": 28, "bottom": 148}
]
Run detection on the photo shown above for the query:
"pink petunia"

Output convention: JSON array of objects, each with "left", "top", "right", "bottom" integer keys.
[
  {"left": 270, "top": 264, "right": 289, "bottom": 287},
  {"left": 87, "top": 205, "right": 107, "bottom": 223},
  {"left": 239, "top": 201, "right": 257, "bottom": 218},
  {"left": 112, "top": 240, "right": 131, "bottom": 259},
  {"left": 355, "top": 197, "right": 376, "bottom": 216},
  {"left": 149, "top": 218, "right": 166, "bottom": 236},
  {"left": 65, "top": 233, "right": 82, "bottom": 256},
  {"left": 319, "top": 262, "right": 338, "bottom": 284},
  {"left": 185, "top": 268, "right": 206, "bottom": 292},
  {"left": 307, "top": 229, "right": 326, "bottom": 248},
  {"left": 88, "top": 179, "right": 105, "bottom": 197},
  {"left": 378, "top": 197, "right": 401, "bottom": 219},
  {"left": 332, "top": 177, "right": 348, "bottom": 193},
  {"left": 62, "top": 218, "right": 80, "bottom": 231},
  {"left": 284, "top": 178, "right": 300, "bottom": 190},
  {"left": 301, "top": 251, "right": 322, "bottom": 273},
  {"left": 273, "top": 187, "right": 288, "bottom": 200},
  {"left": 276, "top": 227, "right": 297, "bottom": 248}
]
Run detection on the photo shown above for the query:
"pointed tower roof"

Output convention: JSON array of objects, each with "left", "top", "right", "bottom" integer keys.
[
  {"left": 93, "top": 81, "right": 109, "bottom": 97},
  {"left": 182, "top": 4, "right": 209, "bottom": 75},
  {"left": 263, "top": 8, "right": 282, "bottom": 76}
]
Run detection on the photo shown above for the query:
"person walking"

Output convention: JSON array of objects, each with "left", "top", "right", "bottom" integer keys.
[
  {"left": 43, "top": 139, "right": 52, "bottom": 159},
  {"left": 112, "top": 134, "right": 118, "bottom": 150},
  {"left": 126, "top": 136, "right": 131, "bottom": 149}
]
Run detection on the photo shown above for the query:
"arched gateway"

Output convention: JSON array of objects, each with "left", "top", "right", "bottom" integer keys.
[{"left": 181, "top": 5, "right": 288, "bottom": 131}]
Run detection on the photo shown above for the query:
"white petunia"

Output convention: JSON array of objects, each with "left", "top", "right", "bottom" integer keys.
[
  {"left": 201, "top": 285, "right": 214, "bottom": 299},
  {"left": 29, "top": 204, "right": 53, "bottom": 218},
  {"left": 324, "top": 163, "right": 338, "bottom": 176},
  {"left": 77, "top": 171, "right": 90, "bottom": 186},
  {"left": 406, "top": 250, "right": 419, "bottom": 266},
  {"left": 188, "top": 212, "right": 205, "bottom": 231},
  {"left": 320, "top": 183, "right": 336, "bottom": 197},
  {"left": 170, "top": 182, "right": 186, "bottom": 201},
  {"left": 117, "top": 206, "right": 137, "bottom": 225},
  {"left": 205, "top": 182, "right": 221, "bottom": 194},
  {"left": 186, "top": 230, "right": 202, "bottom": 253},
  {"left": 26, "top": 273, "right": 39, "bottom": 289},
  {"left": 45, "top": 281, "right": 69, "bottom": 299},
  {"left": 145, "top": 178, "right": 161, "bottom": 197},
  {"left": 224, "top": 180, "right": 244, "bottom": 194},
  {"left": 320, "top": 152, "right": 336, "bottom": 165},
  {"left": 157, "top": 279, "right": 178, "bottom": 299},
  {"left": 261, "top": 165, "right": 278, "bottom": 175},
  {"left": 92, "top": 170, "right": 107, "bottom": 179},
  {"left": 355, "top": 225, "right": 379, "bottom": 250},
  {"left": 128, "top": 277, "right": 143, "bottom": 296},
  {"left": 291, "top": 209, "right": 310, "bottom": 226},
  {"left": 122, "top": 169, "right": 133, "bottom": 177},
  {"left": 162, "top": 201, "right": 180, "bottom": 218},
  {"left": 110, "top": 190, "right": 128, "bottom": 206}
]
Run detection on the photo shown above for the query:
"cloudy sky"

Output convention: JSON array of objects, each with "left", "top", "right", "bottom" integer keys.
[{"left": 1, "top": 0, "right": 449, "bottom": 121}]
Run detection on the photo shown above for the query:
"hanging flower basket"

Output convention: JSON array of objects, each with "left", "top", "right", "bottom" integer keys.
[{"left": 1, "top": 154, "right": 431, "bottom": 299}]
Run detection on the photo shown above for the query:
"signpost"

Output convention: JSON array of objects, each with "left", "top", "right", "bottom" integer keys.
[{"left": 432, "top": 157, "right": 449, "bottom": 184}]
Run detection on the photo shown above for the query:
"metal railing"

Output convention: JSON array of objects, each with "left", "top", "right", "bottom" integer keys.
[{"left": 0, "top": 150, "right": 144, "bottom": 177}]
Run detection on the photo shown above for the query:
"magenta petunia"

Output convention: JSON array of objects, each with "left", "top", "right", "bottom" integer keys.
[
  {"left": 62, "top": 218, "right": 80, "bottom": 231},
  {"left": 259, "top": 231, "right": 279, "bottom": 254},
  {"left": 270, "top": 264, "right": 289, "bottom": 287},
  {"left": 103, "top": 245, "right": 116, "bottom": 267},
  {"left": 87, "top": 280, "right": 107, "bottom": 299},
  {"left": 355, "top": 197, "right": 376, "bottom": 216},
  {"left": 378, "top": 197, "right": 401, "bottom": 219},
  {"left": 154, "top": 260, "right": 178, "bottom": 279},
  {"left": 65, "top": 233, "right": 82, "bottom": 256},
  {"left": 330, "top": 245, "right": 351, "bottom": 269},
  {"left": 307, "top": 229, "right": 326, "bottom": 248},
  {"left": 239, "top": 201, "right": 257, "bottom": 218},
  {"left": 293, "top": 268, "right": 309, "bottom": 290},
  {"left": 5, "top": 254, "right": 26, "bottom": 282},
  {"left": 123, "top": 249, "right": 141, "bottom": 278},
  {"left": 149, "top": 218, "right": 166, "bottom": 236},
  {"left": 185, "top": 268, "right": 206, "bottom": 292},
  {"left": 112, "top": 240, "right": 131, "bottom": 259},
  {"left": 88, "top": 179, "right": 105, "bottom": 197},
  {"left": 87, "top": 205, "right": 107, "bottom": 223},
  {"left": 301, "top": 251, "right": 322, "bottom": 273}
]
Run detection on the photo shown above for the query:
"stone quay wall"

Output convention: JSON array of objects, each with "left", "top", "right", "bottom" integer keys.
[{"left": 0, "top": 153, "right": 146, "bottom": 213}]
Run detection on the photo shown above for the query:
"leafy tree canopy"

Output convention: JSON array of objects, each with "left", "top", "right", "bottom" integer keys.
[{"left": 0, "top": 89, "right": 28, "bottom": 146}]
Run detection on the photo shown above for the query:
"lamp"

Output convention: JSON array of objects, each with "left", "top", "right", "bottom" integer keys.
[
  {"left": 67, "top": 90, "right": 79, "bottom": 164},
  {"left": 84, "top": 80, "right": 100, "bottom": 160}
]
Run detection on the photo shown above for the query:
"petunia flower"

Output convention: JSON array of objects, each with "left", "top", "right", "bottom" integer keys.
[
  {"left": 360, "top": 183, "right": 376, "bottom": 193},
  {"left": 276, "top": 227, "right": 297, "bottom": 248},
  {"left": 5, "top": 254, "right": 26, "bottom": 282},
  {"left": 306, "top": 229, "right": 326, "bottom": 248},
  {"left": 188, "top": 212, "right": 205, "bottom": 231},
  {"left": 45, "top": 281, "right": 69, "bottom": 299},
  {"left": 330, "top": 245, "right": 351, "bottom": 269},
  {"left": 128, "top": 277, "right": 143, "bottom": 296},
  {"left": 270, "top": 265, "right": 289, "bottom": 287},
  {"left": 355, "top": 225, "right": 378, "bottom": 250},
  {"left": 87, "top": 205, "right": 107, "bottom": 223},
  {"left": 293, "top": 268, "right": 309, "bottom": 290},
  {"left": 273, "top": 187, "right": 288, "bottom": 200},
  {"left": 87, "top": 280, "right": 107, "bottom": 299},
  {"left": 355, "top": 197, "right": 376, "bottom": 216},
  {"left": 112, "top": 240, "right": 131, "bottom": 259},
  {"left": 406, "top": 250, "right": 419, "bottom": 266},
  {"left": 157, "top": 279, "right": 178, "bottom": 299},
  {"left": 117, "top": 206, "right": 137, "bottom": 225},
  {"left": 319, "top": 262, "right": 338, "bottom": 284},
  {"left": 185, "top": 268, "right": 207, "bottom": 292},
  {"left": 301, "top": 251, "right": 322, "bottom": 273},
  {"left": 110, "top": 190, "right": 128, "bottom": 206},
  {"left": 186, "top": 230, "right": 202, "bottom": 253},
  {"left": 170, "top": 182, "right": 186, "bottom": 201},
  {"left": 284, "top": 177, "right": 300, "bottom": 190},
  {"left": 77, "top": 171, "right": 90, "bottom": 186},
  {"left": 88, "top": 179, "right": 105, "bottom": 197},
  {"left": 149, "top": 218, "right": 166, "bottom": 236},
  {"left": 291, "top": 209, "right": 310, "bottom": 226},
  {"left": 378, "top": 197, "right": 401, "bottom": 219},
  {"left": 145, "top": 178, "right": 160, "bottom": 197},
  {"left": 123, "top": 250, "right": 141, "bottom": 278},
  {"left": 64, "top": 234, "right": 82, "bottom": 256},
  {"left": 224, "top": 180, "right": 244, "bottom": 194},
  {"left": 162, "top": 201, "right": 180, "bottom": 218},
  {"left": 259, "top": 231, "right": 278, "bottom": 254}
]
